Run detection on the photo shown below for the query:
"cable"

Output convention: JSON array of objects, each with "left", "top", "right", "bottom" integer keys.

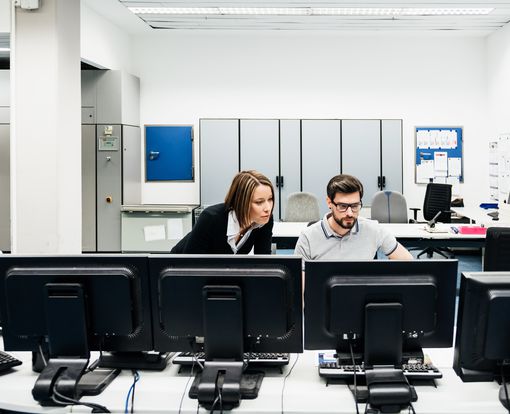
[
  {"left": 38, "top": 342, "right": 47, "bottom": 367},
  {"left": 189, "top": 339, "right": 204, "bottom": 370},
  {"left": 501, "top": 365, "right": 510, "bottom": 413},
  {"left": 209, "top": 395, "right": 220, "bottom": 413},
  {"left": 179, "top": 355, "right": 196, "bottom": 414},
  {"left": 280, "top": 353, "right": 300, "bottom": 414},
  {"left": 52, "top": 386, "right": 111, "bottom": 413},
  {"left": 218, "top": 386, "right": 223, "bottom": 414},
  {"left": 349, "top": 341, "right": 360, "bottom": 414},
  {"left": 124, "top": 370, "right": 140, "bottom": 414},
  {"left": 131, "top": 370, "right": 138, "bottom": 414}
]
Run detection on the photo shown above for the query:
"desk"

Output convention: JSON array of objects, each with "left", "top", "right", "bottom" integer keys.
[
  {"left": 273, "top": 222, "right": 486, "bottom": 250},
  {"left": 0, "top": 344, "right": 506, "bottom": 413}
]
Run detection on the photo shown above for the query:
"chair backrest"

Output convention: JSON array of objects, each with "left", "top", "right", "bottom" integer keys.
[
  {"left": 284, "top": 192, "right": 321, "bottom": 222},
  {"left": 370, "top": 191, "right": 408, "bottom": 223},
  {"left": 484, "top": 227, "right": 510, "bottom": 271},
  {"left": 423, "top": 183, "right": 452, "bottom": 222}
]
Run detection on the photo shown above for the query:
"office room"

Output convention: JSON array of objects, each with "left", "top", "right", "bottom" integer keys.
[{"left": 2, "top": 0, "right": 510, "bottom": 413}]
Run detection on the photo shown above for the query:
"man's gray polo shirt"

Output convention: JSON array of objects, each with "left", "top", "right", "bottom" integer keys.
[{"left": 294, "top": 214, "right": 398, "bottom": 260}]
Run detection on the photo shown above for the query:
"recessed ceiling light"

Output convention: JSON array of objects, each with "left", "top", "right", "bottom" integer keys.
[{"left": 127, "top": 6, "right": 494, "bottom": 16}]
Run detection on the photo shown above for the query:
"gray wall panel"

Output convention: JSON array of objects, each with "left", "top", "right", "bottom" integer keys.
[
  {"left": 280, "top": 120, "right": 301, "bottom": 220},
  {"left": 200, "top": 119, "right": 239, "bottom": 207},
  {"left": 382, "top": 120, "right": 403, "bottom": 194},
  {"left": 0, "top": 124, "right": 9, "bottom": 251},
  {"left": 240, "top": 119, "right": 280, "bottom": 219},
  {"left": 302, "top": 120, "right": 341, "bottom": 215},
  {"left": 342, "top": 120, "right": 381, "bottom": 206},
  {"left": 122, "top": 125, "right": 141, "bottom": 205},
  {"left": 82, "top": 124, "right": 96, "bottom": 252},
  {"left": 96, "top": 124, "right": 122, "bottom": 251}
]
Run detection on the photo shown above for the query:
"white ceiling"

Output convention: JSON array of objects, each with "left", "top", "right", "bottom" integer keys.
[{"left": 83, "top": 0, "right": 510, "bottom": 33}]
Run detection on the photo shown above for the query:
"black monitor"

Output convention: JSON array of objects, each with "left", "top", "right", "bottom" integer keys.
[
  {"left": 0, "top": 254, "right": 152, "bottom": 406},
  {"left": 149, "top": 254, "right": 303, "bottom": 410},
  {"left": 453, "top": 271, "right": 510, "bottom": 410},
  {"left": 305, "top": 259, "right": 457, "bottom": 412}
]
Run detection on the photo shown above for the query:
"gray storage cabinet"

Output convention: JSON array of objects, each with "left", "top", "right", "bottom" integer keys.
[
  {"left": 199, "top": 118, "right": 402, "bottom": 220},
  {"left": 199, "top": 119, "right": 239, "bottom": 207}
]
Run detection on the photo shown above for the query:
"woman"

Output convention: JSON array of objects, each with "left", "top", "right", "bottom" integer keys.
[{"left": 171, "top": 170, "right": 274, "bottom": 254}]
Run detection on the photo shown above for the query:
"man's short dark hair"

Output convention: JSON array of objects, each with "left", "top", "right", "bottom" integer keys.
[{"left": 327, "top": 174, "right": 364, "bottom": 200}]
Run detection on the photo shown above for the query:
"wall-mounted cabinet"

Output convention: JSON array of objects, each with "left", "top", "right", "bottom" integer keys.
[{"left": 199, "top": 118, "right": 402, "bottom": 220}]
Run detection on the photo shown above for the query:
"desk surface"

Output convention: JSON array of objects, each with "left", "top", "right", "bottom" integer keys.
[
  {"left": 0, "top": 345, "right": 506, "bottom": 413},
  {"left": 273, "top": 221, "right": 486, "bottom": 240}
]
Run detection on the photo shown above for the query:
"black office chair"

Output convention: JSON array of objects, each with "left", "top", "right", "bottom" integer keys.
[
  {"left": 410, "top": 183, "right": 453, "bottom": 259},
  {"left": 484, "top": 227, "right": 510, "bottom": 271}
]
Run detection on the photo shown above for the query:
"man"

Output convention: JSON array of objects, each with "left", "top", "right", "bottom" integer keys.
[{"left": 294, "top": 174, "right": 413, "bottom": 260}]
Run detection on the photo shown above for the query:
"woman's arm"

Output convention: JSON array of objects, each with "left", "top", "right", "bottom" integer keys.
[
  {"left": 180, "top": 209, "right": 216, "bottom": 253},
  {"left": 253, "top": 215, "right": 274, "bottom": 254}
]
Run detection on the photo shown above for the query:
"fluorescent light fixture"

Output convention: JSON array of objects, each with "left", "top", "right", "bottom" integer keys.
[
  {"left": 0, "top": 47, "right": 10, "bottom": 52},
  {"left": 128, "top": 6, "right": 494, "bottom": 16}
]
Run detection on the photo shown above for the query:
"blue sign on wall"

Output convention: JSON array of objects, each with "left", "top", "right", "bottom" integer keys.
[{"left": 145, "top": 125, "right": 194, "bottom": 181}]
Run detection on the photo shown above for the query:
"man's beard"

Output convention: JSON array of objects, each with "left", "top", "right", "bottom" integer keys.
[{"left": 333, "top": 215, "right": 357, "bottom": 230}]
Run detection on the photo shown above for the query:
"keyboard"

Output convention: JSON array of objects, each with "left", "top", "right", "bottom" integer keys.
[
  {"left": 319, "top": 361, "right": 441, "bottom": 380},
  {"left": 0, "top": 350, "right": 22, "bottom": 373},
  {"left": 173, "top": 352, "right": 290, "bottom": 367}
]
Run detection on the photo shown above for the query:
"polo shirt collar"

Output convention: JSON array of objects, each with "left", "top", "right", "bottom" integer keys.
[{"left": 321, "top": 212, "right": 360, "bottom": 238}]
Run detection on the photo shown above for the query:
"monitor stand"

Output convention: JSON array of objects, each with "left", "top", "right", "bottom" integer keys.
[
  {"left": 33, "top": 283, "right": 92, "bottom": 405},
  {"left": 188, "top": 361, "right": 264, "bottom": 410},
  {"left": 362, "top": 302, "right": 415, "bottom": 413},
  {"left": 188, "top": 285, "right": 264, "bottom": 410},
  {"left": 98, "top": 351, "right": 172, "bottom": 371}
]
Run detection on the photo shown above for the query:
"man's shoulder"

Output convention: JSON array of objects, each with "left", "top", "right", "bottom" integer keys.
[
  {"left": 357, "top": 216, "right": 381, "bottom": 229},
  {"left": 299, "top": 219, "right": 324, "bottom": 238}
]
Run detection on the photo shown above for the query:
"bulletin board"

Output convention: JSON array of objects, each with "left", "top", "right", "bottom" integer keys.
[{"left": 415, "top": 127, "right": 463, "bottom": 186}]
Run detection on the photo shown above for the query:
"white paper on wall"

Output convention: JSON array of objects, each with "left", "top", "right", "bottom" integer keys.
[
  {"left": 417, "top": 160, "right": 434, "bottom": 183},
  {"left": 167, "top": 218, "right": 184, "bottom": 240},
  {"left": 448, "top": 157, "right": 462, "bottom": 177},
  {"left": 144, "top": 225, "right": 166, "bottom": 242}
]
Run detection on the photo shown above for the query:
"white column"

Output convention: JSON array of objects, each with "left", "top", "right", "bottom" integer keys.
[{"left": 11, "top": 0, "right": 81, "bottom": 254}]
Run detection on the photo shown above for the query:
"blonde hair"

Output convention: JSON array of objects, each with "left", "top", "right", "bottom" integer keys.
[{"left": 224, "top": 170, "right": 274, "bottom": 228}]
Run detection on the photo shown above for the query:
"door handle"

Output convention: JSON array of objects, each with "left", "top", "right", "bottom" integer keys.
[{"left": 149, "top": 151, "right": 160, "bottom": 160}]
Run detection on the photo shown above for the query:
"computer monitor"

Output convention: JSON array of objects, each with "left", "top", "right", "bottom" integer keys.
[
  {"left": 453, "top": 271, "right": 510, "bottom": 410},
  {"left": 149, "top": 254, "right": 303, "bottom": 410},
  {"left": 305, "top": 259, "right": 457, "bottom": 411},
  {"left": 0, "top": 254, "right": 152, "bottom": 406}
]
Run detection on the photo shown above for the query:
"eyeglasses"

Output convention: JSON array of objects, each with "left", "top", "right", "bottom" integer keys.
[{"left": 331, "top": 201, "right": 362, "bottom": 213}]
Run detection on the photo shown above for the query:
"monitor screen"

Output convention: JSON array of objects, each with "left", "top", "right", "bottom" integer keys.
[
  {"left": 304, "top": 260, "right": 457, "bottom": 363},
  {"left": 454, "top": 271, "right": 510, "bottom": 410},
  {"left": 454, "top": 271, "right": 510, "bottom": 381},
  {"left": 0, "top": 254, "right": 152, "bottom": 405},
  {"left": 150, "top": 254, "right": 303, "bottom": 354},
  {"left": 149, "top": 254, "right": 303, "bottom": 410}
]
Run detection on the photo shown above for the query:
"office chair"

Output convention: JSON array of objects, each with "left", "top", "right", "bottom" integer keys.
[
  {"left": 410, "top": 183, "right": 453, "bottom": 259},
  {"left": 283, "top": 192, "right": 321, "bottom": 223},
  {"left": 370, "top": 191, "right": 408, "bottom": 223},
  {"left": 484, "top": 227, "right": 510, "bottom": 271}
]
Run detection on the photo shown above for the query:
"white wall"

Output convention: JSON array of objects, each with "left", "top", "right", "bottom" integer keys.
[
  {"left": 0, "top": 0, "right": 10, "bottom": 33},
  {"left": 81, "top": 3, "right": 132, "bottom": 71},
  {"left": 133, "top": 31, "right": 488, "bottom": 208},
  {"left": 488, "top": 23, "right": 510, "bottom": 138}
]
